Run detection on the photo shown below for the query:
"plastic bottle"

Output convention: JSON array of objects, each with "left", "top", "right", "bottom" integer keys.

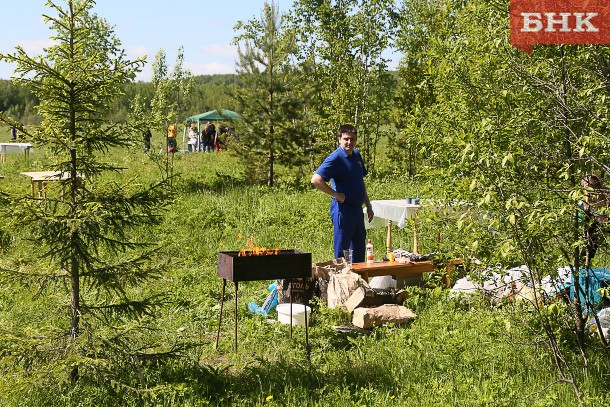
[{"left": 366, "top": 239, "right": 374, "bottom": 263}]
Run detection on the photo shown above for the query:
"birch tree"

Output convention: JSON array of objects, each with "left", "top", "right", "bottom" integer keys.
[
  {"left": 397, "top": 0, "right": 610, "bottom": 400},
  {"left": 288, "top": 0, "right": 398, "bottom": 169}
]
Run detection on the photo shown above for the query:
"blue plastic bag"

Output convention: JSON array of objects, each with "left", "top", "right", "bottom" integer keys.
[
  {"left": 566, "top": 268, "right": 610, "bottom": 312},
  {"left": 247, "top": 281, "right": 279, "bottom": 316}
]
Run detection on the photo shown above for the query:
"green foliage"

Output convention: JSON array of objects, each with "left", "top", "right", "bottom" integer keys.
[
  {"left": 392, "top": 0, "right": 610, "bottom": 397},
  {"left": 387, "top": 0, "right": 447, "bottom": 177},
  {"left": 287, "top": 0, "right": 398, "bottom": 170},
  {"left": 0, "top": 79, "right": 41, "bottom": 124},
  {"left": 189, "top": 74, "right": 240, "bottom": 114},
  {"left": 232, "top": 1, "right": 314, "bottom": 187},
  {"left": 1, "top": 74, "right": 239, "bottom": 126},
  {"left": 149, "top": 47, "right": 194, "bottom": 132}
]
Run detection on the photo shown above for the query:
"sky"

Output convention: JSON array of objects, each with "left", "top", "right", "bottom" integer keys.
[{"left": 0, "top": 0, "right": 303, "bottom": 82}]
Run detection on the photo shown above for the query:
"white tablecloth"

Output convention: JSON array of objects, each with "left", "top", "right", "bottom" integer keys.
[
  {"left": 0, "top": 142, "right": 33, "bottom": 153},
  {"left": 364, "top": 199, "right": 420, "bottom": 229}
]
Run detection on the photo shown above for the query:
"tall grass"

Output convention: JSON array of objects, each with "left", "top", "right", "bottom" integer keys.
[{"left": 0, "top": 137, "right": 609, "bottom": 406}]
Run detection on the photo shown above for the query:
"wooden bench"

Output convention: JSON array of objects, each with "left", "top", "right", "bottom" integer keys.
[{"left": 350, "top": 259, "right": 462, "bottom": 286}]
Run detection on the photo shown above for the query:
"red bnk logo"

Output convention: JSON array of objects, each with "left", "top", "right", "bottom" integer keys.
[{"left": 510, "top": 0, "right": 610, "bottom": 53}]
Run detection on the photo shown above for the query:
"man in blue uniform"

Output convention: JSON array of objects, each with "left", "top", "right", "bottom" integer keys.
[{"left": 311, "top": 124, "right": 374, "bottom": 262}]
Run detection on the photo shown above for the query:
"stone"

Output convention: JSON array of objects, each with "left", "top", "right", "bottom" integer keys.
[{"left": 352, "top": 304, "right": 417, "bottom": 329}]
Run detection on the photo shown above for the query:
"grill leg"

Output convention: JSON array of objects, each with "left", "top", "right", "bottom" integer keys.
[
  {"left": 289, "top": 278, "right": 293, "bottom": 339},
  {"left": 305, "top": 298, "right": 310, "bottom": 361},
  {"left": 215, "top": 278, "right": 227, "bottom": 349},
  {"left": 234, "top": 281, "right": 239, "bottom": 352}
]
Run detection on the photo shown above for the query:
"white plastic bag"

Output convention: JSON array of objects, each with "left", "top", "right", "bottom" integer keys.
[{"left": 327, "top": 268, "right": 365, "bottom": 309}]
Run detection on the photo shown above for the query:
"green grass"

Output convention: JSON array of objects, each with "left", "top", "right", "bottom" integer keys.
[{"left": 0, "top": 140, "right": 609, "bottom": 406}]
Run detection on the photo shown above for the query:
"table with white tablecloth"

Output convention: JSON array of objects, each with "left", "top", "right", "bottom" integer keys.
[{"left": 364, "top": 199, "right": 421, "bottom": 254}]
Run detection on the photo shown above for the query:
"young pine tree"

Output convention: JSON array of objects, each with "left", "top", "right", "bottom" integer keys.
[
  {"left": 0, "top": 0, "right": 171, "bottom": 387},
  {"left": 233, "top": 0, "right": 314, "bottom": 186}
]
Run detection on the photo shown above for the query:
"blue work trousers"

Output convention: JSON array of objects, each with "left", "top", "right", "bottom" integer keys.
[{"left": 331, "top": 201, "right": 366, "bottom": 262}]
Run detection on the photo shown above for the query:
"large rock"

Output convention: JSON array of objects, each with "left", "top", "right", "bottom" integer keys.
[{"left": 352, "top": 304, "right": 417, "bottom": 329}]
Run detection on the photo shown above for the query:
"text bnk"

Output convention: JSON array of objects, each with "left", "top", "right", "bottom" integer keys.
[{"left": 520, "top": 12, "right": 599, "bottom": 33}]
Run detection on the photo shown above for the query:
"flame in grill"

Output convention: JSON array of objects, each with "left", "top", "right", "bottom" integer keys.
[{"left": 237, "top": 235, "right": 280, "bottom": 257}]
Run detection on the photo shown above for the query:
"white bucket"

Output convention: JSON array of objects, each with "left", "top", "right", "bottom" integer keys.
[
  {"left": 276, "top": 303, "right": 311, "bottom": 327},
  {"left": 369, "top": 275, "right": 396, "bottom": 289}
]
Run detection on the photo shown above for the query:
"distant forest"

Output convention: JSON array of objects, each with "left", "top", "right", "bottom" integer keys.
[{"left": 0, "top": 74, "right": 239, "bottom": 125}]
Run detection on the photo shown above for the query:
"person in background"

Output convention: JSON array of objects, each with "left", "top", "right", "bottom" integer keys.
[
  {"left": 142, "top": 128, "right": 152, "bottom": 152},
  {"left": 203, "top": 121, "right": 215, "bottom": 152},
  {"left": 579, "top": 173, "right": 608, "bottom": 264},
  {"left": 200, "top": 125, "right": 208, "bottom": 152},
  {"left": 17, "top": 122, "right": 25, "bottom": 139},
  {"left": 187, "top": 123, "right": 198, "bottom": 152},
  {"left": 166, "top": 124, "right": 177, "bottom": 153},
  {"left": 215, "top": 126, "right": 227, "bottom": 153},
  {"left": 10, "top": 125, "right": 17, "bottom": 141},
  {"left": 311, "top": 124, "right": 374, "bottom": 262},
  {"left": 227, "top": 127, "right": 239, "bottom": 142}
]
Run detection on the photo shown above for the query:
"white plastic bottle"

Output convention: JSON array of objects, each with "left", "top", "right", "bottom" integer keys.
[{"left": 366, "top": 239, "right": 374, "bottom": 263}]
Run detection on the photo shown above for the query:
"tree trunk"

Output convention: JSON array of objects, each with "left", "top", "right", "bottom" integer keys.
[
  {"left": 559, "top": 46, "right": 587, "bottom": 360},
  {"left": 69, "top": 145, "right": 80, "bottom": 382},
  {"left": 69, "top": 247, "right": 80, "bottom": 384},
  {"left": 268, "top": 149, "right": 274, "bottom": 187}
]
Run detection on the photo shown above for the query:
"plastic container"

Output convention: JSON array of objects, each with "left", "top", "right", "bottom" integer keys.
[
  {"left": 366, "top": 239, "right": 374, "bottom": 263},
  {"left": 276, "top": 303, "right": 311, "bottom": 326}
]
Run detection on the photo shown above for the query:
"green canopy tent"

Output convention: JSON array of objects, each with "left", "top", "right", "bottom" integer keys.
[
  {"left": 183, "top": 109, "right": 240, "bottom": 150},
  {"left": 186, "top": 109, "right": 240, "bottom": 122}
]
